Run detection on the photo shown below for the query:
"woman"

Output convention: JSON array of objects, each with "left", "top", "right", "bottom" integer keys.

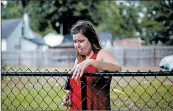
[{"left": 62, "top": 20, "right": 121, "bottom": 110}]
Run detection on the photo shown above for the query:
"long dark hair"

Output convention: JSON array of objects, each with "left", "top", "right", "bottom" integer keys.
[{"left": 71, "top": 20, "right": 102, "bottom": 63}]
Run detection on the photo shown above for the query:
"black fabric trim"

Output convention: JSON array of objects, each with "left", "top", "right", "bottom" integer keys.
[
  {"left": 64, "top": 77, "right": 71, "bottom": 90},
  {"left": 81, "top": 76, "right": 87, "bottom": 110}
]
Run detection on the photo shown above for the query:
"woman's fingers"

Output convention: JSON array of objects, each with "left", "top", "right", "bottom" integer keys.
[
  {"left": 80, "top": 68, "right": 84, "bottom": 77},
  {"left": 65, "top": 95, "right": 71, "bottom": 107},
  {"left": 72, "top": 68, "right": 78, "bottom": 79},
  {"left": 68, "top": 67, "right": 75, "bottom": 74},
  {"left": 66, "top": 98, "right": 72, "bottom": 106},
  {"left": 72, "top": 68, "right": 83, "bottom": 80},
  {"left": 62, "top": 95, "right": 72, "bottom": 107},
  {"left": 70, "top": 66, "right": 78, "bottom": 80},
  {"left": 71, "top": 64, "right": 85, "bottom": 81},
  {"left": 74, "top": 69, "right": 81, "bottom": 81},
  {"left": 62, "top": 95, "right": 68, "bottom": 106}
]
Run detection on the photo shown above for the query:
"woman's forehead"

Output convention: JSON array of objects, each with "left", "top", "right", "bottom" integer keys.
[{"left": 73, "top": 33, "right": 86, "bottom": 40}]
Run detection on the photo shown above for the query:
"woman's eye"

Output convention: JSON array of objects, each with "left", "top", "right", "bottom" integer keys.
[
  {"left": 74, "top": 41, "right": 77, "bottom": 43},
  {"left": 79, "top": 40, "right": 84, "bottom": 43}
]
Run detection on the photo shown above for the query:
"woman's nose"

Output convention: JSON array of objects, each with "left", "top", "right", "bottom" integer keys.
[
  {"left": 78, "top": 42, "right": 81, "bottom": 47},
  {"left": 75, "top": 42, "right": 80, "bottom": 48}
]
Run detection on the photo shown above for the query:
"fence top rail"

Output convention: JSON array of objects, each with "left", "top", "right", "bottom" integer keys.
[{"left": 1, "top": 71, "right": 173, "bottom": 76}]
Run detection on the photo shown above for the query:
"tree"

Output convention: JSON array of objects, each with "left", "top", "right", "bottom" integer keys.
[
  {"left": 1, "top": 1, "right": 24, "bottom": 19},
  {"left": 24, "top": 0, "right": 100, "bottom": 36},
  {"left": 140, "top": 0, "right": 173, "bottom": 45},
  {"left": 118, "top": 1, "right": 142, "bottom": 38},
  {"left": 95, "top": 1, "right": 141, "bottom": 40},
  {"left": 154, "top": 0, "right": 173, "bottom": 45},
  {"left": 3, "top": 0, "right": 172, "bottom": 45},
  {"left": 95, "top": 1, "right": 122, "bottom": 39}
]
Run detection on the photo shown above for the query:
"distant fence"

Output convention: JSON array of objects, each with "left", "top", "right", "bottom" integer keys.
[
  {"left": 1, "top": 69, "right": 173, "bottom": 110},
  {"left": 2, "top": 46, "right": 173, "bottom": 67},
  {"left": 110, "top": 46, "right": 173, "bottom": 67},
  {"left": 2, "top": 48, "right": 76, "bottom": 67}
]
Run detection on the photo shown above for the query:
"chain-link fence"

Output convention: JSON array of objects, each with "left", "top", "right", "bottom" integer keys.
[{"left": 1, "top": 68, "right": 173, "bottom": 110}]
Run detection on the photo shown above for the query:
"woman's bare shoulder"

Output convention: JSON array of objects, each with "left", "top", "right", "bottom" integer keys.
[
  {"left": 98, "top": 49, "right": 111, "bottom": 56},
  {"left": 97, "top": 49, "right": 110, "bottom": 60},
  {"left": 97, "top": 48, "right": 118, "bottom": 64}
]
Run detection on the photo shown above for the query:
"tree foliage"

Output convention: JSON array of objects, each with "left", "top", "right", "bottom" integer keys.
[
  {"left": 139, "top": 0, "right": 173, "bottom": 45},
  {"left": 95, "top": 1, "right": 122, "bottom": 38},
  {"left": 95, "top": 1, "right": 141, "bottom": 39},
  {"left": 1, "top": 1, "right": 24, "bottom": 19},
  {"left": 24, "top": 0, "right": 100, "bottom": 36},
  {"left": 2, "top": 0, "right": 173, "bottom": 45}
]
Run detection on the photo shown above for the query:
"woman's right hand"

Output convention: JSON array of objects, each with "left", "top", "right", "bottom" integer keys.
[{"left": 62, "top": 91, "right": 72, "bottom": 107}]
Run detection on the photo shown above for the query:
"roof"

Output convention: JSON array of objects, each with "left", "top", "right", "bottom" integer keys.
[
  {"left": 113, "top": 38, "right": 145, "bottom": 47},
  {"left": 2, "top": 18, "right": 46, "bottom": 45},
  {"left": 63, "top": 34, "right": 73, "bottom": 42},
  {"left": 2, "top": 18, "right": 22, "bottom": 38},
  {"left": 24, "top": 31, "right": 46, "bottom": 45},
  {"left": 54, "top": 42, "right": 74, "bottom": 48},
  {"left": 53, "top": 34, "right": 73, "bottom": 48}
]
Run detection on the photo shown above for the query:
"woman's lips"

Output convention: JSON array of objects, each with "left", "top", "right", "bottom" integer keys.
[
  {"left": 78, "top": 49, "right": 83, "bottom": 54},
  {"left": 78, "top": 49, "right": 82, "bottom": 51}
]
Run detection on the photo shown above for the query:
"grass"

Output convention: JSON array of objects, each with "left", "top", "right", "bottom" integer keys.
[
  {"left": 1, "top": 65, "right": 172, "bottom": 110},
  {"left": 2, "top": 81, "right": 68, "bottom": 110},
  {"left": 110, "top": 80, "right": 173, "bottom": 110},
  {"left": 2, "top": 76, "right": 173, "bottom": 110}
]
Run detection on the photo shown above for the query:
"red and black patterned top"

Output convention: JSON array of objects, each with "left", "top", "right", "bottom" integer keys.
[{"left": 69, "top": 53, "right": 112, "bottom": 110}]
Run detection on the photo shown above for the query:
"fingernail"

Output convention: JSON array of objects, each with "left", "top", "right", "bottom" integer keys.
[{"left": 75, "top": 78, "right": 77, "bottom": 81}]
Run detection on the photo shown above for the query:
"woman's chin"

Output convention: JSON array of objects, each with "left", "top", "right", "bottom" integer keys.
[{"left": 79, "top": 51, "right": 84, "bottom": 55}]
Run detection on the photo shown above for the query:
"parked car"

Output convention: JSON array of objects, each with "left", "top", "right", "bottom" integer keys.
[{"left": 159, "top": 55, "right": 173, "bottom": 71}]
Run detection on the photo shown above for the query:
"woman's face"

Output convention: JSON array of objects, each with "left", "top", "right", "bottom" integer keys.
[{"left": 73, "top": 33, "right": 92, "bottom": 56}]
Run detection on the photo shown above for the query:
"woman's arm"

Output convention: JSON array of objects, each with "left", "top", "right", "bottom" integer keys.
[
  {"left": 88, "top": 49, "right": 122, "bottom": 72},
  {"left": 87, "top": 59, "right": 121, "bottom": 72},
  {"left": 69, "top": 49, "right": 121, "bottom": 80}
]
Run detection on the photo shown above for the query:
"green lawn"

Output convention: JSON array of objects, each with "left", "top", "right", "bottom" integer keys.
[
  {"left": 2, "top": 82, "right": 68, "bottom": 110},
  {"left": 2, "top": 76, "right": 173, "bottom": 110},
  {"left": 1, "top": 66, "right": 172, "bottom": 110},
  {"left": 110, "top": 80, "right": 173, "bottom": 110}
]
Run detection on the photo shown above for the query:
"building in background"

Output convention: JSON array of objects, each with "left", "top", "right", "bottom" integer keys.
[
  {"left": 98, "top": 32, "right": 112, "bottom": 49},
  {"left": 50, "top": 32, "right": 112, "bottom": 49},
  {"left": 2, "top": 14, "right": 47, "bottom": 51},
  {"left": 113, "top": 38, "right": 145, "bottom": 47}
]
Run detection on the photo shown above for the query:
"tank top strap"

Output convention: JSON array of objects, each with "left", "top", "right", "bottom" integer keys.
[
  {"left": 86, "top": 53, "right": 99, "bottom": 72},
  {"left": 90, "top": 53, "right": 97, "bottom": 60}
]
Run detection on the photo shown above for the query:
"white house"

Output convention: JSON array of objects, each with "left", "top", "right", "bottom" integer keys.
[{"left": 2, "top": 14, "right": 47, "bottom": 51}]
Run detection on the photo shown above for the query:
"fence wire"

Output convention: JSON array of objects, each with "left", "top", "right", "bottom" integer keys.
[{"left": 1, "top": 67, "right": 173, "bottom": 110}]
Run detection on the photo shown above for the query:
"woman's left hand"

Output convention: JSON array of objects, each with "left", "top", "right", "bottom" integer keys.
[{"left": 68, "top": 59, "right": 91, "bottom": 81}]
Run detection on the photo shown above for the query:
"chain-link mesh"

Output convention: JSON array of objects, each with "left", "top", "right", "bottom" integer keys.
[{"left": 1, "top": 67, "right": 173, "bottom": 110}]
